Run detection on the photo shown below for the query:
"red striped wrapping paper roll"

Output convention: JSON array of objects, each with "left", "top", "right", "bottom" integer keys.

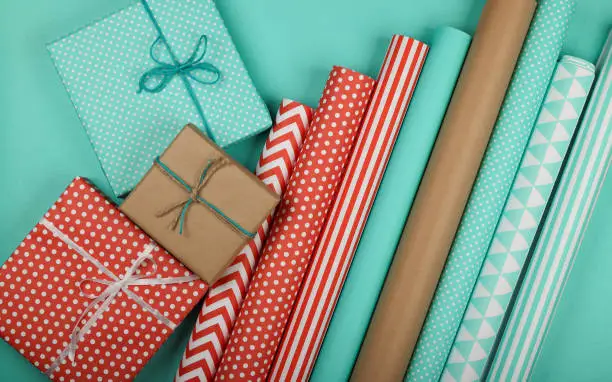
[
  {"left": 175, "top": 100, "right": 314, "bottom": 382},
  {"left": 269, "top": 35, "right": 428, "bottom": 382},
  {"left": 214, "top": 66, "right": 376, "bottom": 381}
]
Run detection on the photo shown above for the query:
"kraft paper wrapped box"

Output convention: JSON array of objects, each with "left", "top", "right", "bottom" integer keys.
[
  {"left": 120, "top": 124, "right": 280, "bottom": 283},
  {"left": 0, "top": 177, "right": 208, "bottom": 381},
  {"left": 47, "top": 0, "right": 272, "bottom": 197}
]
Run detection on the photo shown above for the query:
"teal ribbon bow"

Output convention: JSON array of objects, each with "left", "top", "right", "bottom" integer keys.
[
  {"left": 138, "top": 35, "right": 221, "bottom": 94},
  {"left": 138, "top": 0, "right": 220, "bottom": 141},
  {"left": 154, "top": 156, "right": 255, "bottom": 237}
]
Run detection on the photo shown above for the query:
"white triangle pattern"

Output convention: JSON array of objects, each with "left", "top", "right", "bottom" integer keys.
[
  {"left": 506, "top": 195, "right": 524, "bottom": 210},
  {"left": 449, "top": 348, "right": 466, "bottom": 364},
  {"left": 559, "top": 101, "right": 579, "bottom": 120},
  {"left": 493, "top": 277, "right": 512, "bottom": 295},
  {"left": 468, "top": 343, "right": 487, "bottom": 362},
  {"left": 474, "top": 283, "right": 492, "bottom": 298},
  {"left": 514, "top": 174, "right": 532, "bottom": 189},
  {"left": 554, "top": 64, "right": 572, "bottom": 80},
  {"left": 531, "top": 130, "right": 549, "bottom": 145},
  {"left": 543, "top": 146, "right": 562, "bottom": 163},
  {"left": 502, "top": 254, "right": 521, "bottom": 274},
  {"left": 489, "top": 239, "right": 507, "bottom": 254},
  {"left": 546, "top": 87, "right": 565, "bottom": 102},
  {"left": 552, "top": 123, "right": 571, "bottom": 142},
  {"left": 477, "top": 321, "right": 496, "bottom": 339},
  {"left": 527, "top": 189, "right": 546, "bottom": 207},
  {"left": 524, "top": 151, "right": 541, "bottom": 166},
  {"left": 457, "top": 327, "right": 475, "bottom": 342},
  {"left": 519, "top": 211, "right": 537, "bottom": 230},
  {"left": 567, "top": 79, "right": 587, "bottom": 98},
  {"left": 535, "top": 167, "right": 554, "bottom": 185},
  {"left": 498, "top": 217, "right": 516, "bottom": 232}
]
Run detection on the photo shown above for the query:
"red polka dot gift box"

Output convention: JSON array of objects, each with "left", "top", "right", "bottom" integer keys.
[{"left": 0, "top": 177, "right": 208, "bottom": 381}]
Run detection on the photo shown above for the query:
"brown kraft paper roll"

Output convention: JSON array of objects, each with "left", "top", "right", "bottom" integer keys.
[{"left": 350, "top": 0, "right": 536, "bottom": 380}]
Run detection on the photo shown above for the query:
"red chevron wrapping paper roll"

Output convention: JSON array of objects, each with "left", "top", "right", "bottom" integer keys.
[
  {"left": 269, "top": 35, "right": 428, "bottom": 382},
  {"left": 175, "top": 100, "right": 314, "bottom": 382},
  {"left": 214, "top": 66, "right": 376, "bottom": 381}
]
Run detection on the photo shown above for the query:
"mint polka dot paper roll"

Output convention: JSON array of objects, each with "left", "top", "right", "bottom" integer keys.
[
  {"left": 441, "top": 55, "right": 595, "bottom": 382},
  {"left": 47, "top": 0, "right": 272, "bottom": 197},
  {"left": 405, "top": 0, "right": 576, "bottom": 381}
]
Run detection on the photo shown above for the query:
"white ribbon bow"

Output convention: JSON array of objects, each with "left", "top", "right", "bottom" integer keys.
[{"left": 40, "top": 218, "right": 200, "bottom": 376}]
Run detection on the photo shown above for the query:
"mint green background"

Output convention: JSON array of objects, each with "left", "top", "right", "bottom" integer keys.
[{"left": 1, "top": 0, "right": 611, "bottom": 380}]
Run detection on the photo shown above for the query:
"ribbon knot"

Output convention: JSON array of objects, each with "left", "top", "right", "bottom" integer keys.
[
  {"left": 67, "top": 251, "right": 156, "bottom": 364},
  {"left": 40, "top": 219, "right": 202, "bottom": 376},
  {"left": 41, "top": 240, "right": 200, "bottom": 375},
  {"left": 137, "top": 35, "right": 221, "bottom": 94}
]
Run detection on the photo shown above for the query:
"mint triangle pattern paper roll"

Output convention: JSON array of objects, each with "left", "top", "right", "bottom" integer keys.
[
  {"left": 440, "top": 55, "right": 595, "bottom": 382},
  {"left": 488, "top": 31, "right": 612, "bottom": 382},
  {"left": 406, "top": 1, "right": 576, "bottom": 380},
  {"left": 309, "top": 27, "right": 471, "bottom": 382}
]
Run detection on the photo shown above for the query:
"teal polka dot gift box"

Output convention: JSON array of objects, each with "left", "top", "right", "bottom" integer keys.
[{"left": 48, "top": 0, "right": 272, "bottom": 197}]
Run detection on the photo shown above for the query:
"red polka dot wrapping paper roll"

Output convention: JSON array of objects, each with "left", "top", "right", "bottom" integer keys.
[
  {"left": 0, "top": 177, "right": 208, "bottom": 381},
  {"left": 175, "top": 100, "right": 314, "bottom": 382},
  {"left": 214, "top": 66, "right": 376, "bottom": 381},
  {"left": 269, "top": 35, "right": 428, "bottom": 382}
]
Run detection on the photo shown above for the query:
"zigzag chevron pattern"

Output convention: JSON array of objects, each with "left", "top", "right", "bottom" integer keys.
[{"left": 175, "top": 99, "right": 313, "bottom": 382}]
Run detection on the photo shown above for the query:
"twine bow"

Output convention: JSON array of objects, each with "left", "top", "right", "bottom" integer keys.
[
  {"left": 154, "top": 156, "right": 255, "bottom": 238},
  {"left": 137, "top": 0, "right": 220, "bottom": 141}
]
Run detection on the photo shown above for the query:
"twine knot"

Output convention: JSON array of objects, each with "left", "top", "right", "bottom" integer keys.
[{"left": 153, "top": 156, "right": 256, "bottom": 237}]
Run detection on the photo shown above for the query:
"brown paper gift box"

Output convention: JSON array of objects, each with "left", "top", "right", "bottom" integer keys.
[{"left": 121, "top": 124, "right": 280, "bottom": 283}]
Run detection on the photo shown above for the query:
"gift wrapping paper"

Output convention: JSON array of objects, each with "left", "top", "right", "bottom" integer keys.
[
  {"left": 268, "top": 35, "right": 428, "bottom": 382},
  {"left": 0, "top": 177, "right": 208, "bottom": 381},
  {"left": 441, "top": 56, "right": 595, "bottom": 382},
  {"left": 48, "top": 0, "right": 272, "bottom": 197},
  {"left": 406, "top": 1, "right": 575, "bottom": 380},
  {"left": 214, "top": 66, "right": 375, "bottom": 381},
  {"left": 352, "top": 0, "right": 535, "bottom": 380},
  {"left": 310, "top": 27, "right": 471, "bottom": 382},
  {"left": 175, "top": 99, "right": 313, "bottom": 382},
  {"left": 489, "top": 32, "right": 612, "bottom": 382}
]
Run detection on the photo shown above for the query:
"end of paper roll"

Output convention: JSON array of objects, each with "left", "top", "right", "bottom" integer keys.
[
  {"left": 432, "top": 26, "right": 472, "bottom": 44},
  {"left": 560, "top": 55, "right": 595, "bottom": 74}
]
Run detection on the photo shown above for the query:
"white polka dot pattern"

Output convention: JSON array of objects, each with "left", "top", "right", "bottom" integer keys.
[
  {"left": 0, "top": 177, "right": 208, "bottom": 381},
  {"left": 406, "top": 0, "right": 576, "bottom": 380},
  {"left": 214, "top": 67, "right": 375, "bottom": 382},
  {"left": 47, "top": 0, "right": 272, "bottom": 197}
]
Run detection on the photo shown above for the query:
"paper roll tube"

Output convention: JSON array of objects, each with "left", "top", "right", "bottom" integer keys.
[
  {"left": 214, "top": 67, "right": 375, "bottom": 381},
  {"left": 268, "top": 35, "right": 428, "bottom": 382},
  {"left": 351, "top": 0, "right": 536, "bottom": 381},
  {"left": 174, "top": 100, "right": 314, "bottom": 382},
  {"left": 407, "top": 0, "right": 578, "bottom": 380},
  {"left": 310, "top": 26, "right": 471, "bottom": 382},
  {"left": 489, "top": 31, "right": 612, "bottom": 382}
]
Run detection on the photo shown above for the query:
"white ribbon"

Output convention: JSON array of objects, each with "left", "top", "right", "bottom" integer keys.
[{"left": 39, "top": 218, "right": 200, "bottom": 376}]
